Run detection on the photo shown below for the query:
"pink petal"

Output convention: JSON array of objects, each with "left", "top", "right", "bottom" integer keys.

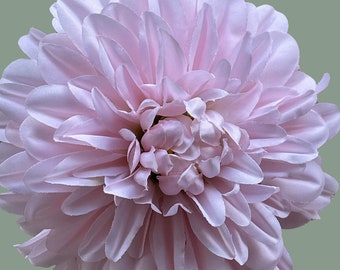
[
  {"left": 264, "top": 136, "right": 318, "bottom": 164},
  {"left": 315, "top": 73, "right": 330, "bottom": 94},
  {"left": 260, "top": 32, "right": 299, "bottom": 87},
  {"left": 150, "top": 212, "right": 186, "bottom": 270},
  {"left": 38, "top": 42, "right": 96, "bottom": 84},
  {"left": 79, "top": 205, "right": 114, "bottom": 262},
  {"left": 0, "top": 192, "right": 30, "bottom": 215},
  {"left": 230, "top": 32, "right": 252, "bottom": 85},
  {"left": 177, "top": 70, "right": 214, "bottom": 95},
  {"left": 241, "top": 184, "right": 279, "bottom": 203},
  {"left": 178, "top": 164, "right": 204, "bottom": 195},
  {"left": 18, "top": 28, "right": 46, "bottom": 59},
  {"left": 20, "top": 117, "right": 79, "bottom": 160},
  {"left": 224, "top": 191, "right": 251, "bottom": 227},
  {"left": 1, "top": 59, "right": 44, "bottom": 86},
  {"left": 219, "top": 151, "right": 263, "bottom": 184},
  {"left": 46, "top": 212, "right": 98, "bottom": 256},
  {"left": 61, "top": 186, "right": 112, "bottom": 216},
  {"left": 273, "top": 161, "right": 324, "bottom": 203},
  {"left": 104, "top": 168, "right": 149, "bottom": 199},
  {"left": 189, "top": 3, "right": 218, "bottom": 70},
  {"left": 98, "top": 36, "right": 141, "bottom": 86},
  {"left": 242, "top": 204, "right": 281, "bottom": 245},
  {"left": 139, "top": 11, "right": 171, "bottom": 83},
  {"left": 314, "top": 102, "right": 340, "bottom": 140},
  {"left": 16, "top": 229, "right": 65, "bottom": 267},
  {"left": 245, "top": 122, "right": 286, "bottom": 148},
  {"left": 189, "top": 184, "right": 225, "bottom": 227},
  {"left": 83, "top": 13, "right": 139, "bottom": 71},
  {"left": 199, "top": 156, "right": 220, "bottom": 178},
  {"left": 282, "top": 110, "right": 328, "bottom": 148},
  {"left": 158, "top": 30, "right": 187, "bottom": 82},
  {"left": 105, "top": 200, "right": 149, "bottom": 261},
  {"left": 0, "top": 151, "right": 36, "bottom": 193},
  {"left": 187, "top": 211, "right": 235, "bottom": 259},
  {"left": 54, "top": 0, "right": 108, "bottom": 52},
  {"left": 255, "top": 4, "right": 288, "bottom": 33},
  {"left": 102, "top": 3, "right": 141, "bottom": 37},
  {"left": 26, "top": 85, "right": 90, "bottom": 128}
]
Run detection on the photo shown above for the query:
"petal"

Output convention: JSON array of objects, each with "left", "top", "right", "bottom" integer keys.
[
  {"left": 61, "top": 186, "right": 112, "bottom": 216},
  {"left": 254, "top": 4, "right": 288, "bottom": 33},
  {"left": 26, "top": 84, "right": 90, "bottom": 128},
  {"left": 244, "top": 122, "right": 286, "bottom": 148},
  {"left": 20, "top": 117, "right": 79, "bottom": 160},
  {"left": 230, "top": 32, "right": 252, "bottom": 85},
  {"left": 139, "top": 11, "right": 171, "bottom": 83},
  {"left": 264, "top": 136, "right": 318, "bottom": 164},
  {"left": 150, "top": 212, "right": 186, "bottom": 270},
  {"left": 187, "top": 211, "right": 235, "bottom": 259},
  {"left": 0, "top": 84, "right": 29, "bottom": 123},
  {"left": 104, "top": 168, "right": 148, "bottom": 199},
  {"left": 0, "top": 151, "right": 36, "bottom": 193},
  {"left": 272, "top": 161, "right": 324, "bottom": 203},
  {"left": 241, "top": 184, "right": 279, "bottom": 203},
  {"left": 316, "top": 73, "right": 330, "bottom": 94},
  {"left": 199, "top": 156, "right": 220, "bottom": 178},
  {"left": 18, "top": 28, "right": 46, "bottom": 59},
  {"left": 0, "top": 192, "right": 30, "bottom": 215},
  {"left": 46, "top": 212, "right": 98, "bottom": 255},
  {"left": 282, "top": 110, "right": 328, "bottom": 148},
  {"left": 177, "top": 70, "right": 214, "bottom": 96},
  {"left": 224, "top": 191, "right": 251, "bottom": 227},
  {"left": 105, "top": 200, "right": 149, "bottom": 261},
  {"left": 178, "top": 164, "right": 204, "bottom": 195},
  {"left": 54, "top": 0, "right": 108, "bottom": 52},
  {"left": 242, "top": 203, "right": 281, "bottom": 245},
  {"left": 79, "top": 205, "right": 114, "bottom": 262},
  {"left": 260, "top": 32, "right": 299, "bottom": 87},
  {"left": 189, "top": 3, "right": 218, "bottom": 70},
  {"left": 38, "top": 42, "right": 96, "bottom": 84},
  {"left": 158, "top": 30, "right": 187, "bottom": 82},
  {"left": 189, "top": 184, "right": 225, "bottom": 227},
  {"left": 184, "top": 97, "right": 206, "bottom": 119},
  {"left": 219, "top": 151, "right": 263, "bottom": 184},
  {"left": 279, "top": 90, "right": 317, "bottom": 123},
  {"left": 314, "top": 103, "right": 340, "bottom": 140},
  {"left": 83, "top": 13, "right": 139, "bottom": 71},
  {"left": 101, "top": 3, "right": 140, "bottom": 37},
  {"left": 16, "top": 229, "right": 65, "bottom": 268}
]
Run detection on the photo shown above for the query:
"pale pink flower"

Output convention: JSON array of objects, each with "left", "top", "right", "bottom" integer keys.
[{"left": 0, "top": 0, "right": 339, "bottom": 269}]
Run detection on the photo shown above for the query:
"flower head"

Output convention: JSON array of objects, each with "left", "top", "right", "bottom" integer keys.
[{"left": 0, "top": 0, "right": 339, "bottom": 269}]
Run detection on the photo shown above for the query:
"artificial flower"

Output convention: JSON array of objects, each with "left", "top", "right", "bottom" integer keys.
[{"left": 0, "top": 0, "right": 339, "bottom": 269}]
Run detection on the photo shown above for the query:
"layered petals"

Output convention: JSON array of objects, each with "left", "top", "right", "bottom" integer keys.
[{"left": 0, "top": 0, "right": 339, "bottom": 269}]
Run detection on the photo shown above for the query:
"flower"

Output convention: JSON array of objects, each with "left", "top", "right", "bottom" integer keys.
[{"left": 0, "top": 0, "right": 339, "bottom": 269}]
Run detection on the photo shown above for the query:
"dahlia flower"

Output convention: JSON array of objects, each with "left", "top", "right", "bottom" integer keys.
[{"left": 0, "top": 0, "right": 339, "bottom": 269}]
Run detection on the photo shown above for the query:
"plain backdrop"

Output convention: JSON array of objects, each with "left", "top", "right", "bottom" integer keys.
[{"left": 0, "top": 1, "right": 339, "bottom": 269}]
